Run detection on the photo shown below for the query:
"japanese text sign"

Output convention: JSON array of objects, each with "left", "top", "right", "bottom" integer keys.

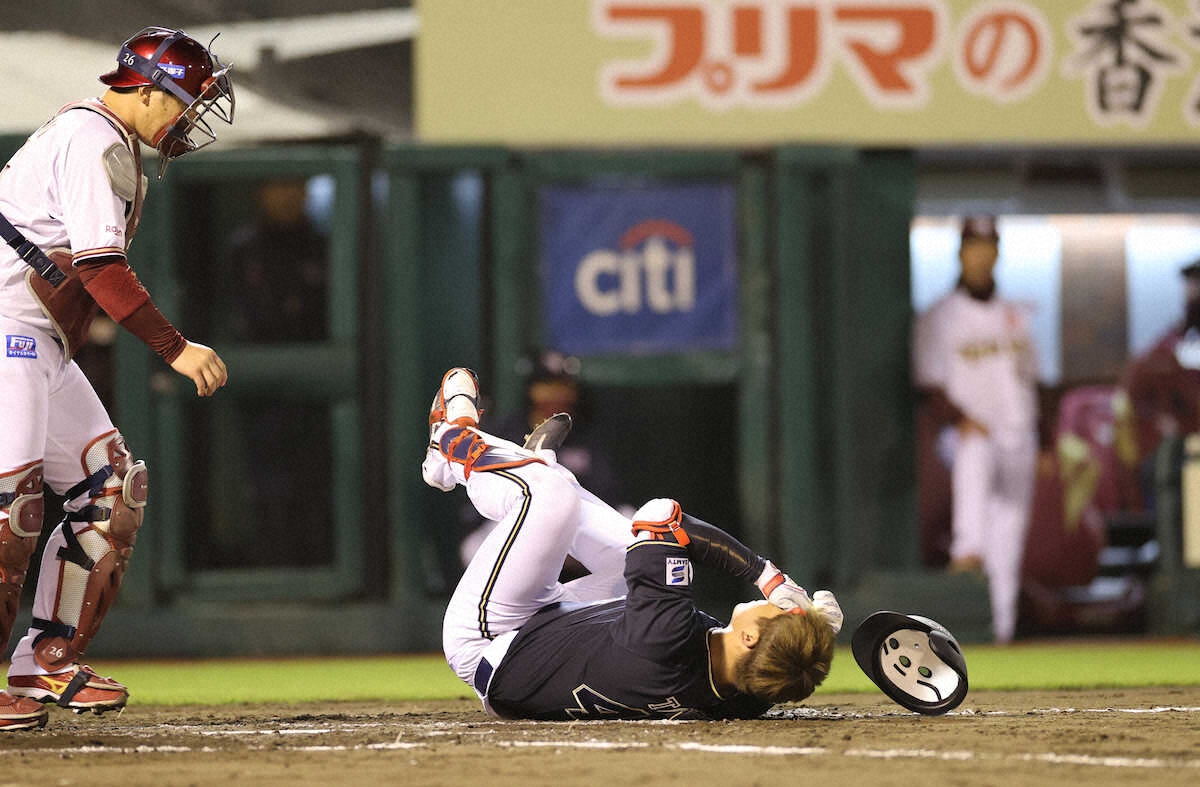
[
  {"left": 538, "top": 184, "right": 739, "bottom": 356},
  {"left": 418, "top": 0, "right": 1200, "bottom": 144}
]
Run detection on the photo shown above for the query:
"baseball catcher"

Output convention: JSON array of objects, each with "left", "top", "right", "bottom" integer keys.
[
  {"left": 424, "top": 369, "right": 843, "bottom": 719},
  {"left": 0, "top": 27, "right": 233, "bottom": 731}
]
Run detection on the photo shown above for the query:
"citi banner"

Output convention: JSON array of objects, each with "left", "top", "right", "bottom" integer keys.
[
  {"left": 538, "top": 184, "right": 738, "bottom": 355},
  {"left": 419, "top": 0, "right": 1200, "bottom": 145}
]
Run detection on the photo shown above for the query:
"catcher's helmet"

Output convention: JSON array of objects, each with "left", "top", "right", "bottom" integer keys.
[
  {"left": 850, "top": 611, "right": 968, "bottom": 716},
  {"left": 100, "top": 27, "right": 234, "bottom": 176}
]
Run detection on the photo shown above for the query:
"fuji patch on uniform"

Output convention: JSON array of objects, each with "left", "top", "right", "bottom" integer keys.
[
  {"left": 6, "top": 335, "right": 37, "bottom": 359},
  {"left": 665, "top": 556, "right": 692, "bottom": 586}
]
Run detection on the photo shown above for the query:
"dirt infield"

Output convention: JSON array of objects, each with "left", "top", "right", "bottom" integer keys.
[{"left": 2, "top": 687, "right": 1198, "bottom": 787}]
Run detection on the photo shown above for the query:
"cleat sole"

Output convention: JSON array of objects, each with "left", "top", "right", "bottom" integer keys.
[{"left": 0, "top": 712, "right": 49, "bottom": 731}]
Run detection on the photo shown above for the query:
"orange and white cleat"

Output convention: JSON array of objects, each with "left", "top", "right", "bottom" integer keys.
[
  {"left": 8, "top": 664, "right": 128, "bottom": 715},
  {"left": 429, "top": 368, "right": 482, "bottom": 438},
  {"left": 0, "top": 690, "right": 49, "bottom": 730}
]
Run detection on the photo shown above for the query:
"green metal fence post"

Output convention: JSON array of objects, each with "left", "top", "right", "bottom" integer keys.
[
  {"left": 774, "top": 162, "right": 825, "bottom": 584},
  {"left": 737, "top": 160, "right": 774, "bottom": 556},
  {"left": 383, "top": 169, "right": 427, "bottom": 605},
  {"left": 490, "top": 164, "right": 530, "bottom": 416}
]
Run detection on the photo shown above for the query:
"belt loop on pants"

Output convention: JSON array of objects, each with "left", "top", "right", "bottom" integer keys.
[{"left": 473, "top": 657, "right": 495, "bottom": 697}]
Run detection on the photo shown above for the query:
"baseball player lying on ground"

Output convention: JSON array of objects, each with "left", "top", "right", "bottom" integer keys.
[{"left": 423, "top": 369, "right": 843, "bottom": 720}]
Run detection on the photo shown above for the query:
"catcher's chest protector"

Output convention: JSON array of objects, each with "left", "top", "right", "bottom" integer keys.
[{"left": 26, "top": 102, "right": 146, "bottom": 359}]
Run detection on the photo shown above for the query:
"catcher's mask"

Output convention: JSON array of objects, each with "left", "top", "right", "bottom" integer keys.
[
  {"left": 850, "top": 611, "right": 968, "bottom": 716},
  {"left": 100, "top": 26, "right": 235, "bottom": 177}
]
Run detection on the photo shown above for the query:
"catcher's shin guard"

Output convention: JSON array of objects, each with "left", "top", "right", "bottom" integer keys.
[
  {"left": 0, "top": 461, "right": 45, "bottom": 652},
  {"left": 31, "top": 431, "right": 146, "bottom": 673}
]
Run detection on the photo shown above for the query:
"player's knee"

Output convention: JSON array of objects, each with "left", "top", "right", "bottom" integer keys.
[
  {"left": 734, "top": 610, "right": 836, "bottom": 704},
  {"left": 0, "top": 460, "right": 45, "bottom": 540},
  {"left": 631, "top": 498, "right": 678, "bottom": 525},
  {"left": 75, "top": 431, "right": 147, "bottom": 549},
  {"left": 1, "top": 461, "right": 45, "bottom": 606},
  {"left": 109, "top": 455, "right": 147, "bottom": 548},
  {"left": 532, "top": 468, "right": 579, "bottom": 524}
]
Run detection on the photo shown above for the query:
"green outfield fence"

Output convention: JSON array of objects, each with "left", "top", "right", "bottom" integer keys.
[{"left": 2, "top": 134, "right": 1197, "bottom": 657}]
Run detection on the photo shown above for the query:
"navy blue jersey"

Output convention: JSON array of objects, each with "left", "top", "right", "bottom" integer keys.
[{"left": 485, "top": 539, "right": 771, "bottom": 721}]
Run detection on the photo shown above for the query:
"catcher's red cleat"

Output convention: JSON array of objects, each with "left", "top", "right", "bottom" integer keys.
[
  {"left": 8, "top": 664, "right": 128, "bottom": 715},
  {"left": 0, "top": 690, "right": 49, "bottom": 730}
]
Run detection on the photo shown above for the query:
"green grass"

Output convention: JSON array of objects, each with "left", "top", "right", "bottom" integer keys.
[
  {"left": 84, "top": 655, "right": 475, "bottom": 706},
  {"left": 82, "top": 640, "right": 1200, "bottom": 706},
  {"left": 818, "top": 640, "right": 1200, "bottom": 694}
]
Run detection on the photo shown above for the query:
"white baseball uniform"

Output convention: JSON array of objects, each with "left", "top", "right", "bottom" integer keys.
[
  {"left": 913, "top": 288, "right": 1039, "bottom": 643},
  {"left": 0, "top": 99, "right": 143, "bottom": 673},
  {"left": 424, "top": 425, "right": 633, "bottom": 714}
]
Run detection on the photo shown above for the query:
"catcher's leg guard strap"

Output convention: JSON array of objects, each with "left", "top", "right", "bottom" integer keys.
[
  {"left": 1, "top": 461, "right": 44, "bottom": 652},
  {"left": 57, "top": 517, "right": 97, "bottom": 571},
  {"left": 61, "top": 465, "right": 115, "bottom": 505}
]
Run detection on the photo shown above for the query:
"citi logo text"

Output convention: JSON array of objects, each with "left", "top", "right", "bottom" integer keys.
[{"left": 574, "top": 219, "right": 696, "bottom": 316}]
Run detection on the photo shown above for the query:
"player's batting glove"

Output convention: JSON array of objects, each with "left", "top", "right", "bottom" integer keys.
[
  {"left": 755, "top": 561, "right": 813, "bottom": 613},
  {"left": 812, "top": 590, "right": 844, "bottom": 635}
]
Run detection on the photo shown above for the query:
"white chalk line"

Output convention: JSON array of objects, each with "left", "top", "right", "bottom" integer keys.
[
  {"left": 129, "top": 702, "right": 1200, "bottom": 735},
  {"left": 201, "top": 728, "right": 333, "bottom": 736},
  {"left": 765, "top": 704, "right": 1200, "bottom": 721},
  {"left": 500, "top": 740, "right": 649, "bottom": 750},
  {"left": 506, "top": 741, "right": 1200, "bottom": 769},
  {"left": 0, "top": 741, "right": 426, "bottom": 755},
  {"left": 5, "top": 737, "right": 1199, "bottom": 770}
]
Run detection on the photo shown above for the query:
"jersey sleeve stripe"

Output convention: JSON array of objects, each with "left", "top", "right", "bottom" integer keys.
[{"left": 72, "top": 247, "right": 127, "bottom": 263}]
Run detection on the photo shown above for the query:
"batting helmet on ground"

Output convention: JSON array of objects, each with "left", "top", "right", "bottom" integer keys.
[{"left": 851, "top": 611, "right": 969, "bottom": 716}]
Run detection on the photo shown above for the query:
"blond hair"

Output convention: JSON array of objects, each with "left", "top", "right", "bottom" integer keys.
[{"left": 733, "top": 610, "right": 835, "bottom": 703}]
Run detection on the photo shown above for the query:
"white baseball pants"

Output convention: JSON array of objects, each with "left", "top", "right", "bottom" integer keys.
[
  {"left": 950, "top": 430, "right": 1037, "bottom": 643},
  {"left": 436, "top": 447, "right": 633, "bottom": 694},
  {"left": 0, "top": 318, "right": 119, "bottom": 674}
]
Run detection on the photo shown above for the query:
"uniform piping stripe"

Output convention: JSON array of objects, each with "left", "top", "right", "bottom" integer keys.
[
  {"left": 72, "top": 247, "right": 127, "bottom": 261},
  {"left": 476, "top": 468, "right": 532, "bottom": 640},
  {"left": 626, "top": 539, "right": 685, "bottom": 552},
  {"left": 704, "top": 629, "right": 727, "bottom": 700}
]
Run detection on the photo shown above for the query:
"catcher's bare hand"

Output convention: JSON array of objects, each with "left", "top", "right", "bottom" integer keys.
[{"left": 170, "top": 341, "right": 228, "bottom": 397}]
